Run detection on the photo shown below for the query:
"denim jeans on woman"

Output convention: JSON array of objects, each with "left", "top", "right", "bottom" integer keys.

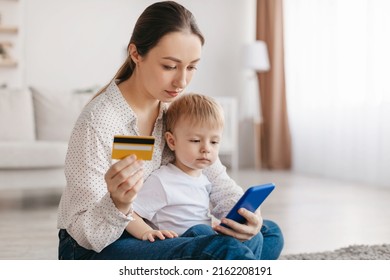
[{"left": 58, "top": 220, "right": 283, "bottom": 260}]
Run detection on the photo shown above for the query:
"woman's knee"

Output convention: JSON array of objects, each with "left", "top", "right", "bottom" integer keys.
[
  {"left": 260, "top": 220, "right": 284, "bottom": 260},
  {"left": 209, "top": 235, "right": 256, "bottom": 260},
  {"left": 262, "top": 220, "right": 284, "bottom": 241}
]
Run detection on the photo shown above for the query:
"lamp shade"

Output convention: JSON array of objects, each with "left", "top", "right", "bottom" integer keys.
[{"left": 243, "top": 41, "right": 270, "bottom": 72}]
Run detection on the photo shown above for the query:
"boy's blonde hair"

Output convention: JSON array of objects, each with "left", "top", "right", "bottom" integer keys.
[{"left": 165, "top": 93, "right": 224, "bottom": 133}]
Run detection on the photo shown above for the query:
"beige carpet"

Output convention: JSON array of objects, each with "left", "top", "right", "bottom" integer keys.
[{"left": 279, "top": 244, "right": 390, "bottom": 260}]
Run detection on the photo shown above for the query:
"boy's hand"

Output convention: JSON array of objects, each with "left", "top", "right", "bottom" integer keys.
[{"left": 142, "top": 230, "right": 178, "bottom": 242}]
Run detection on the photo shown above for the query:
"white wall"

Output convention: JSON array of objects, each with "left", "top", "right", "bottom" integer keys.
[
  {"left": 24, "top": 0, "right": 146, "bottom": 91},
  {"left": 23, "top": 0, "right": 256, "bottom": 94},
  {"left": 18, "top": 0, "right": 257, "bottom": 167}
]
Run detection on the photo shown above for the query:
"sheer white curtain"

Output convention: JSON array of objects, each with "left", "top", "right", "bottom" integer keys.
[{"left": 284, "top": 0, "right": 390, "bottom": 187}]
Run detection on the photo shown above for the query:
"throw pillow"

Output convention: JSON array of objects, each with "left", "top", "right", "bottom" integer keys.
[
  {"left": 0, "top": 88, "right": 35, "bottom": 141},
  {"left": 31, "top": 87, "right": 94, "bottom": 141}
]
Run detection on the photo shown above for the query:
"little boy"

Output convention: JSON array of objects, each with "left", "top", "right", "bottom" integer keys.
[{"left": 126, "top": 93, "right": 224, "bottom": 241}]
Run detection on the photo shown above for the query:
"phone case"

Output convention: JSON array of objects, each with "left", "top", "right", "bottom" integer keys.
[{"left": 222, "top": 183, "right": 275, "bottom": 226}]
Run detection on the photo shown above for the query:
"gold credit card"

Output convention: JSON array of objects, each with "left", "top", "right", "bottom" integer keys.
[{"left": 112, "top": 135, "right": 155, "bottom": 160}]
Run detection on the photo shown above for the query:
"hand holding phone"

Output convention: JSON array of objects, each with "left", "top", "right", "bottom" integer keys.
[{"left": 221, "top": 183, "right": 275, "bottom": 228}]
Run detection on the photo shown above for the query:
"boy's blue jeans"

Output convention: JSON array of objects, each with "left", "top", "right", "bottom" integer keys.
[{"left": 58, "top": 220, "right": 283, "bottom": 260}]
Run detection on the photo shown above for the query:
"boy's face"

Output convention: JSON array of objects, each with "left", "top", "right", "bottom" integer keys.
[{"left": 165, "top": 118, "right": 223, "bottom": 176}]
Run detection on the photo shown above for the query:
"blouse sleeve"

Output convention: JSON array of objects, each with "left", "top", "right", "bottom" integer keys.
[
  {"left": 59, "top": 120, "right": 133, "bottom": 252},
  {"left": 203, "top": 158, "right": 244, "bottom": 220}
]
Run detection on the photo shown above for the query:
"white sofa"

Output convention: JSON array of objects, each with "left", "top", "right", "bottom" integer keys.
[
  {"left": 0, "top": 87, "right": 238, "bottom": 190},
  {"left": 0, "top": 87, "right": 93, "bottom": 190}
]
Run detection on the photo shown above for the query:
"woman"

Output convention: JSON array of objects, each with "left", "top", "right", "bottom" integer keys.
[{"left": 57, "top": 1, "right": 283, "bottom": 260}]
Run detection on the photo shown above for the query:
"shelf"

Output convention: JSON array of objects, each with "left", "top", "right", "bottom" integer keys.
[
  {"left": 0, "top": 58, "right": 17, "bottom": 67},
  {"left": 0, "top": 0, "right": 19, "bottom": 71},
  {"left": 0, "top": 26, "right": 18, "bottom": 33}
]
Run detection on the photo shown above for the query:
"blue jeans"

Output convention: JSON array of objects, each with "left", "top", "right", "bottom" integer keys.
[{"left": 58, "top": 220, "right": 283, "bottom": 260}]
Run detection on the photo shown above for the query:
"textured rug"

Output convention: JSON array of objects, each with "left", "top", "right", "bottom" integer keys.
[{"left": 279, "top": 244, "right": 390, "bottom": 260}]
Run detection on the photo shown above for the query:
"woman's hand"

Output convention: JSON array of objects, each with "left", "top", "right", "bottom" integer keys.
[
  {"left": 213, "top": 208, "right": 263, "bottom": 242},
  {"left": 142, "top": 230, "right": 178, "bottom": 242},
  {"left": 105, "top": 155, "right": 144, "bottom": 215}
]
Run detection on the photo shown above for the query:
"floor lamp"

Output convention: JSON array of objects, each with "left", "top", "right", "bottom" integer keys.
[{"left": 243, "top": 41, "right": 270, "bottom": 169}]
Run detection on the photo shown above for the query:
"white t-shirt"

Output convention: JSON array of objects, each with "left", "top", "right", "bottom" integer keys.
[{"left": 133, "top": 163, "right": 212, "bottom": 235}]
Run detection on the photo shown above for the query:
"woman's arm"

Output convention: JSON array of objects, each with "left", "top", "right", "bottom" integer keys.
[
  {"left": 59, "top": 121, "right": 143, "bottom": 252},
  {"left": 204, "top": 158, "right": 243, "bottom": 220},
  {"left": 204, "top": 158, "right": 263, "bottom": 241}
]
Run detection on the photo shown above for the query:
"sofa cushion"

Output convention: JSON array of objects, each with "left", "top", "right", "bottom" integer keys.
[
  {"left": 0, "top": 141, "right": 68, "bottom": 169},
  {"left": 0, "top": 88, "right": 35, "bottom": 141},
  {"left": 31, "top": 87, "right": 94, "bottom": 141}
]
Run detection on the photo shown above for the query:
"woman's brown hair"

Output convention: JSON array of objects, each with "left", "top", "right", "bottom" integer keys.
[{"left": 96, "top": 1, "right": 204, "bottom": 96}]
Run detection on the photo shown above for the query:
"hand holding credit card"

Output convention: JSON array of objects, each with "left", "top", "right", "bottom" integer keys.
[{"left": 112, "top": 135, "right": 155, "bottom": 160}]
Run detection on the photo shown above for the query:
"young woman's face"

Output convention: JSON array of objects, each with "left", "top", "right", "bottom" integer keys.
[
  {"left": 165, "top": 118, "right": 223, "bottom": 176},
  {"left": 137, "top": 32, "right": 202, "bottom": 102}
]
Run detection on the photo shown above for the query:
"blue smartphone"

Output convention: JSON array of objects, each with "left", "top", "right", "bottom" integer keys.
[{"left": 221, "top": 183, "right": 275, "bottom": 228}]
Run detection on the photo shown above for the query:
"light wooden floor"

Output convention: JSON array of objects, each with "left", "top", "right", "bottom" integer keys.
[{"left": 1, "top": 169, "right": 389, "bottom": 260}]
